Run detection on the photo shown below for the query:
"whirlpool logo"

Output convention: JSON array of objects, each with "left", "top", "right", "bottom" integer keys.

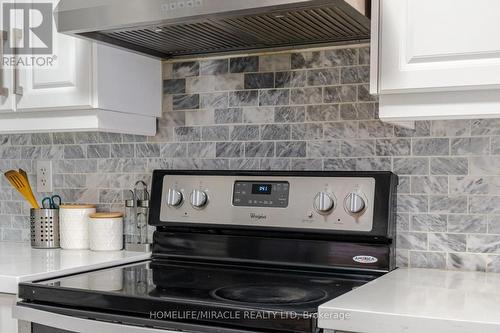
[
  {"left": 353, "top": 256, "right": 378, "bottom": 264},
  {"left": 250, "top": 213, "right": 266, "bottom": 220}
]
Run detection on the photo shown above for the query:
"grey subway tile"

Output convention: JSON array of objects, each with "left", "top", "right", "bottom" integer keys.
[
  {"left": 173, "top": 61, "right": 199, "bottom": 78},
  {"left": 200, "top": 59, "right": 228, "bottom": 75},
  {"left": 244, "top": 73, "right": 274, "bottom": 89},
  {"left": 324, "top": 48, "right": 357, "bottom": 66},
  {"left": 275, "top": 71, "right": 307, "bottom": 88},
  {"left": 216, "top": 142, "right": 243, "bottom": 158},
  {"left": 410, "top": 214, "right": 447, "bottom": 232},
  {"left": 202, "top": 126, "right": 229, "bottom": 141},
  {"left": 430, "top": 157, "right": 468, "bottom": 175},
  {"left": 259, "top": 54, "right": 291, "bottom": 72},
  {"left": 228, "top": 91, "right": 258, "bottom": 107},
  {"left": 64, "top": 145, "right": 85, "bottom": 159},
  {"left": 324, "top": 85, "right": 357, "bottom": 103},
  {"left": 111, "top": 144, "right": 135, "bottom": 158},
  {"left": 291, "top": 159, "right": 323, "bottom": 171},
  {"left": 229, "top": 159, "right": 260, "bottom": 170},
  {"left": 87, "top": 145, "right": 110, "bottom": 159},
  {"left": 187, "top": 142, "right": 215, "bottom": 158},
  {"left": 449, "top": 215, "right": 487, "bottom": 234},
  {"left": 452, "top": 137, "right": 490, "bottom": 155},
  {"left": 230, "top": 56, "right": 259, "bottom": 73},
  {"left": 447, "top": 253, "right": 487, "bottom": 272},
  {"left": 261, "top": 124, "right": 290, "bottom": 141},
  {"left": 340, "top": 66, "right": 370, "bottom": 84},
  {"left": 429, "top": 195, "right": 468, "bottom": 214},
  {"left": 172, "top": 94, "right": 200, "bottom": 110},
  {"left": 230, "top": 125, "right": 259, "bottom": 141},
  {"left": 214, "top": 108, "right": 243, "bottom": 124},
  {"left": 290, "top": 88, "right": 322, "bottom": 105},
  {"left": 376, "top": 139, "right": 411, "bottom": 156},
  {"left": 175, "top": 127, "right": 201, "bottom": 142},
  {"left": 410, "top": 251, "right": 446, "bottom": 269},
  {"left": 259, "top": 89, "right": 290, "bottom": 106},
  {"left": 245, "top": 142, "right": 275, "bottom": 158},
  {"left": 161, "top": 143, "right": 187, "bottom": 158},
  {"left": 275, "top": 106, "right": 306, "bottom": 123},
  {"left": 243, "top": 107, "right": 274, "bottom": 124},
  {"left": 135, "top": 143, "right": 161, "bottom": 158},
  {"left": 307, "top": 69, "right": 339, "bottom": 86},
  {"left": 291, "top": 123, "right": 323, "bottom": 141},
  {"left": 411, "top": 176, "right": 448, "bottom": 194},
  {"left": 429, "top": 233, "right": 466, "bottom": 252},
  {"left": 291, "top": 51, "right": 323, "bottom": 69},
  {"left": 431, "top": 120, "right": 471, "bottom": 137},
  {"left": 306, "top": 105, "right": 339, "bottom": 122},
  {"left": 163, "top": 79, "right": 186, "bottom": 94},
  {"left": 412, "top": 138, "right": 450, "bottom": 156},
  {"left": 276, "top": 141, "right": 306, "bottom": 158}
]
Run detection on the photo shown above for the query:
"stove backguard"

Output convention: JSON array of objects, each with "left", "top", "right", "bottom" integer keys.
[{"left": 149, "top": 170, "right": 398, "bottom": 273}]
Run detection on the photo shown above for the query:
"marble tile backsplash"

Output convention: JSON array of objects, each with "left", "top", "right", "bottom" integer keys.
[{"left": 1, "top": 43, "right": 500, "bottom": 272}]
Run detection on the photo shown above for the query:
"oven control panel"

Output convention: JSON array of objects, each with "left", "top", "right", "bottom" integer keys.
[{"left": 159, "top": 175, "right": 376, "bottom": 232}]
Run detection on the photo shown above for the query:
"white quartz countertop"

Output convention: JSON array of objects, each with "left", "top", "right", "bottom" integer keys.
[
  {"left": 0, "top": 242, "right": 151, "bottom": 294},
  {"left": 319, "top": 268, "right": 500, "bottom": 333}
]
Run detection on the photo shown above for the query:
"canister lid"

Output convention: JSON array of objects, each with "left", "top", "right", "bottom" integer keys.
[
  {"left": 89, "top": 212, "right": 124, "bottom": 219},
  {"left": 60, "top": 204, "right": 96, "bottom": 209}
]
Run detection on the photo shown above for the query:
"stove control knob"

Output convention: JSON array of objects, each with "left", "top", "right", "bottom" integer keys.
[
  {"left": 190, "top": 189, "right": 208, "bottom": 209},
  {"left": 166, "top": 189, "right": 183, "bottom": 207},
  {"left": 345, "top": 193, "right": 366, "bottom": 214},
  {"left": 314, "top": 192, "right": 335, "bottom": 214}
]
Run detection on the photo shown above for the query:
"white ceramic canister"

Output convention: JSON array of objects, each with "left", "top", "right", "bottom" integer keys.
[
  {"left": 59, "top": 204, "right": 96, "bottom": 250},
  {"left": 89, "top": 212, "right": 124, "bottom": 251}
]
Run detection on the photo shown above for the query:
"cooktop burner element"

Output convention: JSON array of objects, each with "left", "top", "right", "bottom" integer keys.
[
  {"left": 212, "top": 284, "right": 328, "bottom": 305},
  {"left": 17, "top": 171, "right": 398, "bottom": 333}
]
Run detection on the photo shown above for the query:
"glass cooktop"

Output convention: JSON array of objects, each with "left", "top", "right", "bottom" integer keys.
[{"left": 19, "top": 260, "right": 375, "bottom": 332}]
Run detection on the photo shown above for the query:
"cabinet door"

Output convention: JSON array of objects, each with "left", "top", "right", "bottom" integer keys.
[
  {"left": 15, "top": 0, "right": 92, "bottom": 112},
  {"left": 0, "top": 0, "right": 15, "bottom": 113},
  {"left": 377, "top": 0, "right": 500, "bottom": 93}
]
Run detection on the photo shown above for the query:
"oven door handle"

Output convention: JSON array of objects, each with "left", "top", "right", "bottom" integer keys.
[{"left": 13, "top": 305, "right": 178, "bottom": 333}]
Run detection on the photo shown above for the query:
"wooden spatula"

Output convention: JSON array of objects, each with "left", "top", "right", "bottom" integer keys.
[
  {"left": 18, "top": 169, "right": 40, "bottom": 209},
  {"left": 4, "top": 170, "right": 40, "bottom": 209}
]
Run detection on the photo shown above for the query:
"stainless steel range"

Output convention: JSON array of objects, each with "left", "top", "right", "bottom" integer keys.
[{"left": 14, "top": 170, "right": 398, "bottom": 333}]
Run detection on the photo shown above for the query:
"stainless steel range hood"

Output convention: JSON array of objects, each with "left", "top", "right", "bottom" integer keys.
[{"left": 54, "top": 0, "right": 370, "bottom": 59}]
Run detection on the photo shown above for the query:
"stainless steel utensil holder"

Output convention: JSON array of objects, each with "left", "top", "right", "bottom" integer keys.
[{"left": 30, "top": 208, "right": 60, "bottom": 249}]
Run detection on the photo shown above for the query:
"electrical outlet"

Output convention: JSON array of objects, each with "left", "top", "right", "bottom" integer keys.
[{"left": 36, "top": 161, "right": 53, "bottom": 193}]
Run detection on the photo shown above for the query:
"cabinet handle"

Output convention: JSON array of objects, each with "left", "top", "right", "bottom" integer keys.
[
  {"left": 12, "top": 28, "right": 23, "bottom": 96},
  {"left": 0, "top": 30, "right": 9, "bottom": 97}
]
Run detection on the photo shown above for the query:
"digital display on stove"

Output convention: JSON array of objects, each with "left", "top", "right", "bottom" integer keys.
[
  {"left": 233, "top": 181, "right": 289, "bottom": 208},
  {"left": 252, "top": 184, "right": 272, "bottom": 195}
]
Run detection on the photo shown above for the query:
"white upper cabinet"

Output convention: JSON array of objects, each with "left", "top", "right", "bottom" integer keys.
[
  {"left": 372, "top": 0, "right": 500, "bottom": 121},
  {"left": 0, "top": 0, "right": 162, "bottom": 135},
  {"left": 376, "top": 0, "right": 500, "bottom": 93},
  {"left": 16, "top": 32, "right": 93, "bottom": 111}
]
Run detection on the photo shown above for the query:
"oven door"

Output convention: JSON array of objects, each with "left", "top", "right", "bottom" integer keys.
[{"left": 13, "top": 303, "right": 258, "bottom": 333}]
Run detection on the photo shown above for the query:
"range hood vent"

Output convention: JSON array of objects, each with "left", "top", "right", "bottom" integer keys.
[{"left": 55, "top": 0, "right": 370, "bottom": 59}]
